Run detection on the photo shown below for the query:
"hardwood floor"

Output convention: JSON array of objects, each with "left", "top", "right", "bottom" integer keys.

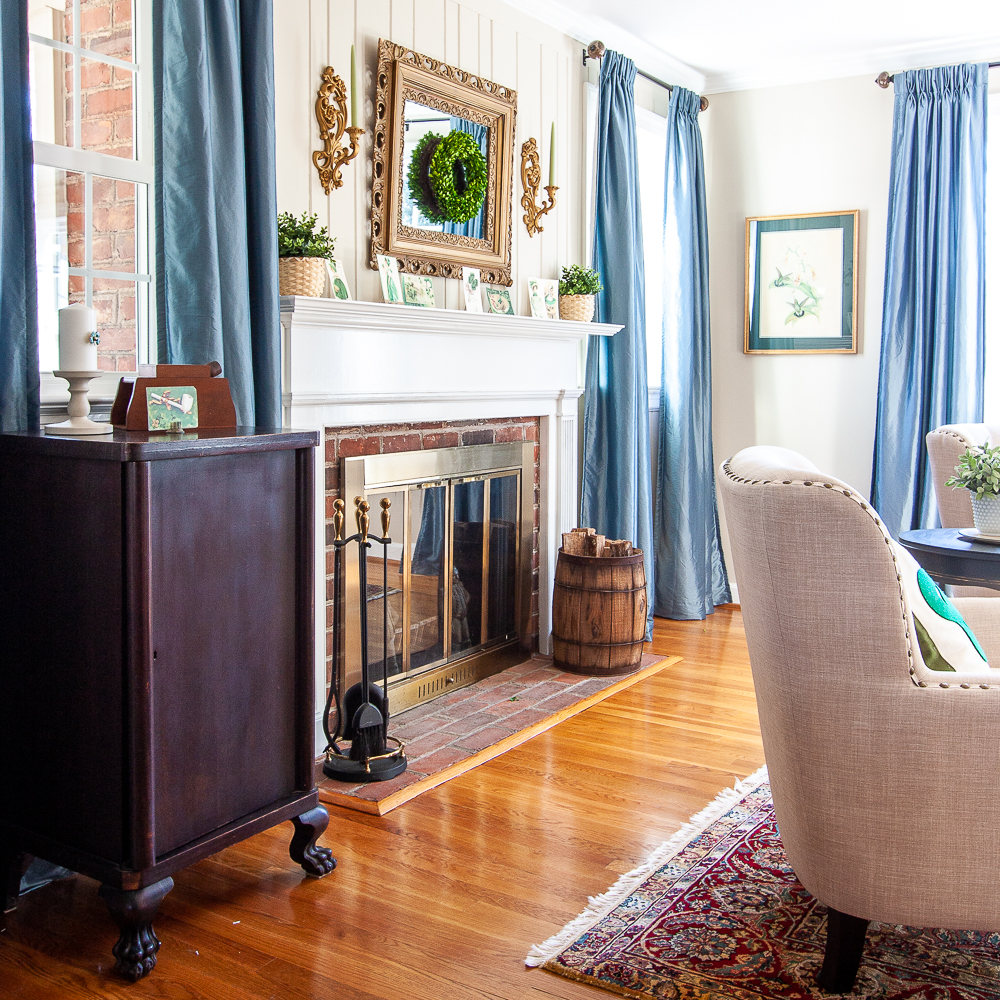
[{"left": 0, "top": 606, "right": 763, "bottom": 999}]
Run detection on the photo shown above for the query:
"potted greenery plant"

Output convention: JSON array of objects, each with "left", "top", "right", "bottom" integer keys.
[
  {"left": 278, "top": 211, "right": 337, "bottom": 297},
  {"left": 946, "top": 443, "right": 1000, "bottom": 535},
  {"left": 558, "top": 265, "right": 603, "bottom": 322}
]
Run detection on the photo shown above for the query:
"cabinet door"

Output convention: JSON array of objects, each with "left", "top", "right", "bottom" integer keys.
[
  {"left": 148, "top": 449, "right": 299, "bottom": 856},
  {"left": 0, "top": 452, "right": 125, "bottom": 862}
]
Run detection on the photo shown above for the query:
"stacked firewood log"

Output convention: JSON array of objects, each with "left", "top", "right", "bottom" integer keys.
[{"left": 560, "top": 526, "right": 634, "bottom": 558}]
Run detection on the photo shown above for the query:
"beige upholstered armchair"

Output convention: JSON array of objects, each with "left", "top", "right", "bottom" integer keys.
[
  {"left": 719, "top": 446, "right": 1000, "bottom": 993},
  {"left": 927, "top": 423, "right": 1000, "bottom": 597}
]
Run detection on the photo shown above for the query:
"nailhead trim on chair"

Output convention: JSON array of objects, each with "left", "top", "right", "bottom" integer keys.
[{"left": 721, "top": 458, "right": 993, "bottom": 692}]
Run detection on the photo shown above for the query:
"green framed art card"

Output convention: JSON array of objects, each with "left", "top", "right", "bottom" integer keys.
[{"left": 744, "top": 210, "right": 858, "bottom": 354}]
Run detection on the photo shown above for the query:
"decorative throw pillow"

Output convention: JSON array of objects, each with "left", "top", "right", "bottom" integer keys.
[{"left": 891, "top": 540, "right": 990, "bottom": 674}]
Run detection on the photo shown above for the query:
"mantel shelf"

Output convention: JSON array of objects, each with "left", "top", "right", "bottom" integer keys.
[{"left": 279, "top": 296, "right": 621, "bottom": 339}]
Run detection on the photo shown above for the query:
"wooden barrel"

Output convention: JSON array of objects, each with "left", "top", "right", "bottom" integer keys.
[{"left": 552, "top": 548, "right": 647, "bottom": 676}]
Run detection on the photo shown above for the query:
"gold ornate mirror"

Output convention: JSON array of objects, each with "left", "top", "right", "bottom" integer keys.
[{"left": 370, "top": 39, "right": 517, "bottom": 285}]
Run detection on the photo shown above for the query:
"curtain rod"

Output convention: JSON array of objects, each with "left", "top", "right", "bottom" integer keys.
[
  {"left": 876, "top": 62, "right": 1000, "bottom": 87},
  {"left": 583, "top": 40, "right": 710, "bottom": 111}
]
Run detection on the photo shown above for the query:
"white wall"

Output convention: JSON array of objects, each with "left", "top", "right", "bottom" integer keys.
[
  {"left": 273, "top": 0, "right": 588, "bottom": 317},
  {"left": 702, "top": 75, "right": 896, "bottom": 582}
]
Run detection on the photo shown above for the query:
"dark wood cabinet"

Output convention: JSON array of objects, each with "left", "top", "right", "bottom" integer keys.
[{"left": 0, "top": 428, "right": 334, "bottom": 980}]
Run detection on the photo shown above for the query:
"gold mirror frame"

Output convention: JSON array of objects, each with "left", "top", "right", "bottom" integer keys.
[{"left": 370, "top": 39, "right": 517, "bottom": 285}]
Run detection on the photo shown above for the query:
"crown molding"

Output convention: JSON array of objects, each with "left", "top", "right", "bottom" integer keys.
[
  {"left": 702, "top": 32, "right": 1000, "bottom": 94},
  {"left": 494, "top": 0, "right": 707, "bottom": 93}
]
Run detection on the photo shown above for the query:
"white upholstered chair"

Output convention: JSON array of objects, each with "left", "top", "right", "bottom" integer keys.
[
  {"left": 927, "top": 423, "right": 1000, "bottom": 597},
  {"left": 719, "top": 445, "right": 1000, "bottom": 993}
]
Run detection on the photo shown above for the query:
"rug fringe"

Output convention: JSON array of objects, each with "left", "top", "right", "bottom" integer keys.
[{"left": 524, "top": 764, "right": 769, "bottom": 967}]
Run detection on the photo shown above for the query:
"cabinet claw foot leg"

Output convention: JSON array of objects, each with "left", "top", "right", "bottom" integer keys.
[
  {"left": 290, "top": 806, "right": 336, "bottom": 877},
  {"left": 99, "top": 877, "right": 174, "bottom": 981}
]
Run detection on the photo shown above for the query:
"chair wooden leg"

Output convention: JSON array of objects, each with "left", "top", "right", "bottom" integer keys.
[{"left": 817, "top": 906, "right": 869, "bottom": 993}]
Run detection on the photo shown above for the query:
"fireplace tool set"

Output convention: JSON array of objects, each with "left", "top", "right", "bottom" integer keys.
[{"left": 322, "top": 495, "right": 408, "bottom": 782}]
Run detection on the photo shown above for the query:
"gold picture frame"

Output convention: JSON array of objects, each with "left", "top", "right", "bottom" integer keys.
[
  {"left": 744, "top": 210, "right": 859, "bottom": 354},
  {"left": 370, "top": 38, "right": 517, "bottom": 286}
]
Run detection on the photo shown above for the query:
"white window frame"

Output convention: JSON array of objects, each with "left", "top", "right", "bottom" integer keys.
[{"left": 30, "top": 0, "right": 155, "bottom": 408}]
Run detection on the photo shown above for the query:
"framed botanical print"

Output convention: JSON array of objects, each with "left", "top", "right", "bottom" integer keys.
[{"left": 744, "top": 210, "right": 859, "bottom": 354}]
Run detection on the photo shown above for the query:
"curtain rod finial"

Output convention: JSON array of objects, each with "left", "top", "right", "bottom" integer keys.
[
  {"left": 876, "top": 71, "right": 892, "bottom": 89},
  {"left": 587, "top": 40, "right": 606, "bottom": 60},
  {"left": 700, "top": 95, "right": 710, "bottom": 111}
]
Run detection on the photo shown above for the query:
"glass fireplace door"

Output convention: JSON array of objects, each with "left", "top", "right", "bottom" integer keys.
[{"left": 361, "top": 470, "right": 520, "bottom": 684}]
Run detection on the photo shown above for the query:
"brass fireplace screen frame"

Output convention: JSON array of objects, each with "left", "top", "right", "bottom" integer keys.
[{"left": 339, "top": 442, "right": 534, "bottom": 712}]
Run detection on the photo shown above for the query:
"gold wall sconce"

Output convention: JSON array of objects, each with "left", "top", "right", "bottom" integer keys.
[
  {"left": 520, "top": 133, "right": 558, "bottom": 237},
  {"left": 313, "top": 54, "right": 364, "bottom": 194}
]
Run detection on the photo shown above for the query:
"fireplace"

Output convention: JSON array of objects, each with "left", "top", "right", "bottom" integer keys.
[
  {"left": 337, "top": 440, "right": 534, "bottom": 711},
  {"left": 278, "top": 295, "right": 619, "bottom": 749}
]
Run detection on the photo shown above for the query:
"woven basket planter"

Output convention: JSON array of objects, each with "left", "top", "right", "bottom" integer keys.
[
  {"left": 559, "top": 294, "right": 595, "bottom": 323},
  {"left": 279, "top": 256, "right": 327, "bottom": 297}
]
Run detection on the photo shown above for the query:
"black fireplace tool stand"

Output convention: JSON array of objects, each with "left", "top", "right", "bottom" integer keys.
[{"left": 322, "top": 496, "right": 407, "bottom": 783}]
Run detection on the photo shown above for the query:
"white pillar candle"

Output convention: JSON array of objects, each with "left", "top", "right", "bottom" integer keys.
[{"left": 58, "top": 304, "right": 99, "bottom": 372}]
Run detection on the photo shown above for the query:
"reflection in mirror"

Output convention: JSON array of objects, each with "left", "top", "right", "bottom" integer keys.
[{"left": 401, "top": 100, "right": 489, "bottom": 240}]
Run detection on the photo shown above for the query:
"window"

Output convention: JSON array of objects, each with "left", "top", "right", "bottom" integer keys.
[{"left": 28, "top": 0, "right": 154, "bottom": 385}]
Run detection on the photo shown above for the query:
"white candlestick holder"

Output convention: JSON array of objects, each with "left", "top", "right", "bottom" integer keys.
[{"left": 45, "top": 371, "right": 114, "bottom": 436}]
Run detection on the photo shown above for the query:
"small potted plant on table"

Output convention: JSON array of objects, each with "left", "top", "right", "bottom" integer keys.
[
  {"left": 278, "top": 211, "right": 336, "bottom": 298},
  {"left": 946, "top": 443, "right": 1000, "bottom": 535},
  {"left": 558, "top": 264, "right": 603, "bottom": 322}
]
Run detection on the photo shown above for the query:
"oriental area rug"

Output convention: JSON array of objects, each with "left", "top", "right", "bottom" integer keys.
[
  {"left": 318, "top": 652, "right": 676, "bottom": 816},
  {"left": 527, "top": 768, "right": 1000, "bottom": 999}
]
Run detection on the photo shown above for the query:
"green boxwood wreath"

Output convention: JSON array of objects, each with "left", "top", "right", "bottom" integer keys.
[{"left": 407, "top": 129, "right": 488, "bottom": 225}]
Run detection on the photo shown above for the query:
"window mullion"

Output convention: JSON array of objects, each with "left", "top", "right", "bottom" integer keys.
[{"left": 72, "top": 0, "right": 81, "bottom": 150}]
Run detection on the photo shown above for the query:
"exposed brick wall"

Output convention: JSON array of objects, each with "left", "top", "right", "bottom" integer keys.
[{"left": 323, "top": 418, "right": 541, "bottom": 679}]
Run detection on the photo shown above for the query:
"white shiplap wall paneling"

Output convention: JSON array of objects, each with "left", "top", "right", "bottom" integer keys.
[
  {"left": 390, "top": 0, "right": 414, "bottom": 49},
  {"left": 458, "top": 3, "right": 478, "bottom": 74},
  {"left": 490, "top": 13, "right": 517, "bottom": 308},
  {"left": 327, "top": 4, "right": 357, "bottom": 288},
  {"left": 515, "top": 32, "right": 541, "bottom": 315},
  {"left": 478, "top": 13, "right": 491, "bottom": 79},
  {"left": 309, "top": 1, "right": 330, "bottom": 219},
  {"left": 275, "top": 0, "right": 587, "bottom": 313},
  {"left": 273, "top": 8, "right": 312, "bottom": 219},
  {"left": 539, "top": 43, "right": 558, "bottom": 283}
]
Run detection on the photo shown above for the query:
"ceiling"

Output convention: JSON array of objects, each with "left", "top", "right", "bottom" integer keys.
[{"left": 501, "top": 0, "right": 1000, "bottom": 94}]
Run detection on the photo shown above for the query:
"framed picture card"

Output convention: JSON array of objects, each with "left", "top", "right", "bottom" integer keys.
[
  {"left": 462, "top": 267, "right": 483, "bottom": 312},
  {"left": 325, "top": 259, "right": 352, "bottom": 300},
  {"left": 146, "top": 386, "right": 198, "bottom": 431},
  {"left": 376, "top": 253, "right": 403, "bottom": 304},
  {"left": 527, "top": 277, "right": 559, "bottom": 320},
  {"left": 485, "top": 287, "right": 514, "bottom": 315},
  {"left": 744, "top": 210, "right": 859, "bottom": 354},
  {"left": 402, "top": 273, "right": 435, "bottom": 307}
]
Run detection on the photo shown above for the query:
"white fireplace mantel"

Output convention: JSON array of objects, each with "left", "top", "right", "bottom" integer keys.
[{"left": 278, "top": 296, "right": 621, "bottom": 750}]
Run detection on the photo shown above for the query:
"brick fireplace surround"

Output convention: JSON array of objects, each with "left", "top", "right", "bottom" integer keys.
[
  {"left": 279, "top": 296, "right": 620, "bottom": 752},
  {"left": 323, "top": 416, "right": 542, "bottom": 678}
]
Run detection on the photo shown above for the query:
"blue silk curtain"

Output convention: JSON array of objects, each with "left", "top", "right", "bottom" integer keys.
[
  {"left": 653, "top": 87, "right": 730, "bottom": 619},
  {"left": 154, "top": 0, "right": 281, "bottom": 427},
  {"left": 871, "top": 63, "right": 988, "bottom": 535},
  {"left": 0, "top": 0, "right": 40, "bottom": 432},
  {"left": 582, "top": 50, "right": 654, "bottom": 637},
  {"left": 443, "top": 118, "right": 487, "bottom": 239}
]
